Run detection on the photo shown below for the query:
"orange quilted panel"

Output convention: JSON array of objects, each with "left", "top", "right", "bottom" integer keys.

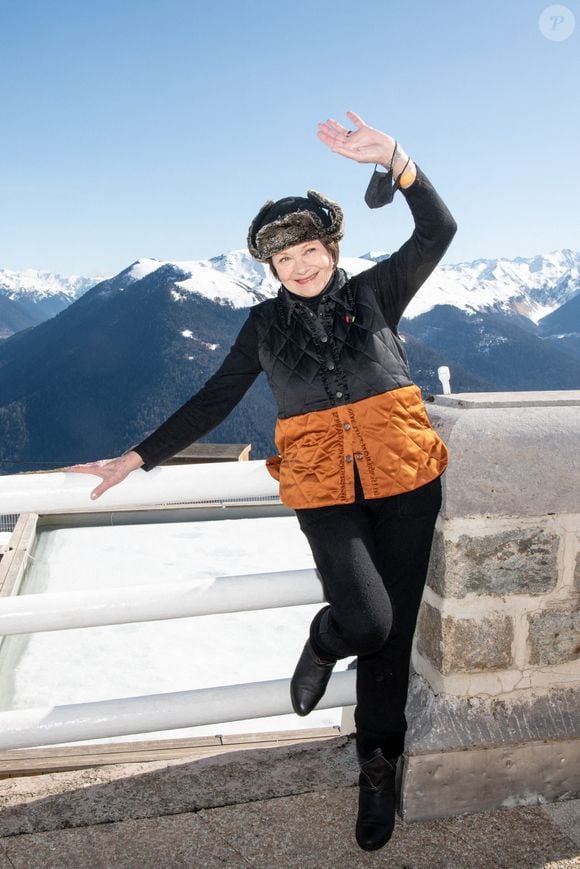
[{"left": 265, "top": 385, "right": 447, "bottom": 508}]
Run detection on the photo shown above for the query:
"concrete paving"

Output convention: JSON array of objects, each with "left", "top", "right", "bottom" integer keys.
[
  {"left": 0, "top": 791, "right": 578, "bottom": 868},
  {"left": 0, "top": 736, "right": 578, "bottom": 868}
]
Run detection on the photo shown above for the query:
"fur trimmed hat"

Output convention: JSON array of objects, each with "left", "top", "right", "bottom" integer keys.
[{"left": 247, "top": 190, "right": 344, "bottom": 262}]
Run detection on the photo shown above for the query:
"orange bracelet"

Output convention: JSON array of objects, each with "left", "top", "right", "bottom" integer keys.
[{"left": 399, "top": 162, "right": 417, "bottom": 188}]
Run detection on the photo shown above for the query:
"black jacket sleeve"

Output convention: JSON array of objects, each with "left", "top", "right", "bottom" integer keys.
[
  {"left": 133, "top": 313, "right": 263, "bottom": 470},
  {"left": 363, "top": 164, "right": 457, "bottom": 329}
]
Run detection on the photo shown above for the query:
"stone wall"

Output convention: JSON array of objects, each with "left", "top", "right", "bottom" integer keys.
[
  {"left": 415, "top": 515, "right": 579, "bottom": 695},
  {"left": 400, "top": 391, "right": 580, "bottom": 820}
]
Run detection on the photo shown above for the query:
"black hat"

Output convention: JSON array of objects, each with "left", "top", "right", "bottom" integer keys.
[{"left": 247, "top": 190, "right": 344, "bottom": 262}]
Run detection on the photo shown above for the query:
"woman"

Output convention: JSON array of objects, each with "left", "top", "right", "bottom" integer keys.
[{"left": 70, "top": 111, "right": 457, "bottom": 852}]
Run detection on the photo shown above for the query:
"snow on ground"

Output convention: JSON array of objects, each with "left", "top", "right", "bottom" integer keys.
[
  {"left": 125, "top": 258, "right": 165, "bottom": 282},
  {"left": 209, "top": 250, "right": 278, "bottom": 294},
  {"left": 0, "top": 516, "right": 354, "bottom": 742},
  {"left": 173, "top": 262, "right": 258, "bottom": 308}
]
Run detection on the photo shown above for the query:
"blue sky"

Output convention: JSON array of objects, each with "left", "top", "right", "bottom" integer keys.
[{"left": 1, "top": 0, "right": 578, "bottom": 277}]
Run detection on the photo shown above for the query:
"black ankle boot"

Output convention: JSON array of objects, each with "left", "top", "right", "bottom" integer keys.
[
  {"left": 355, "top": 748, "right": 398, "bottom": 851},
  {"left": 290, "top": 640, "right": 336, "bottom": 716}
]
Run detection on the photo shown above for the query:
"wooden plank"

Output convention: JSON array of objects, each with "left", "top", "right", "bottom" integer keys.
[
  {"left": 220, "top": 727, "right": 341, "bottom": 745},
  {"left": 162, "top": 443, "right": 251, "bottom": 464},
  {"left": 0, "top": 746, "right": 223, "bottom": 776},
  {"left": 0, "top": 735, "right": 223, "bottom": 777},
  {"left": 2, "top": 513, "right": 27, "bottom": 551},
  {"left": 0, "top": 512, "right": 38, "bottom": 597},
  {"left": 0, "top": 549, "right": 27, "bottom": 597},
  {"left": 0, "top": 734, "right": 222, "bottom": 761},
  {"left": 4, "top": 512, "right": 37, "bottom": 556},
  {"left": 0, "top": 727, "right": 345, "bottom": 778}
]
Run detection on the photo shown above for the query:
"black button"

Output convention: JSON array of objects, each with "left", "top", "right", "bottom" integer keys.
[
  {"left": 355, "top": 452, "right": 363, "bottom": 460},
  {"left": 336, "top": 391, "right": 343, "bottom": 398},
  {"left": 345, "top": 454, "right": 353, "bottom": 463},
  {"left": 343, "top": 423, "right": 351, "bottom": 431},
  {"left": 327, "top": 362, "right": 335, "bottom": 371}
]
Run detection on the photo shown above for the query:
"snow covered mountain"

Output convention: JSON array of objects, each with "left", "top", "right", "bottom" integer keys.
[
  {"left": 113, "top": 247, "right": 580, "bottom": 325},
  {"left": 0, "top": 267, "right": 99, "bottom": 301},
  {"left": 1, "top": 246, "right": 579, "bottom": 474},
  {"left": 0, "top": 267, "right": 103, "bottom": 337},
  {"left": 3, "top": 247, "right": 578, "bottom": 339},
  {"left": 365, "top": 248, "right": 580, "bottom": 323}
]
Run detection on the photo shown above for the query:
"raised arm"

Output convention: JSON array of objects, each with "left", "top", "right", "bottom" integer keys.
[
  {"left": 318, "top": 111, "right": 457, "bottom": 328},
  {"left": 364, "top": 165, "right": 457, "bottom": 328}
]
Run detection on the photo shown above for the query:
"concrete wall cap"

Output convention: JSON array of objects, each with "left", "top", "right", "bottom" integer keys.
[
  {"left": 432, "top": 391, "right": 580, "bottom": 409},
  {"left": 426, "top": 393, "right": 580, "bottom": 517}
]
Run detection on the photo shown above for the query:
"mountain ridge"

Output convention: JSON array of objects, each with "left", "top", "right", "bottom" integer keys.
[
  {"left": 1, "top": 247, "right": 579, "bottom": 473},
  {"left": 2, "top": 246, "right": 579, "bottom": 339},
  {"left": 0, "top": 267, "right": 105, "bottom": 338}
]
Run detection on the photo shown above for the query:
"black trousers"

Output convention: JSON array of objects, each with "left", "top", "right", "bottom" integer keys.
[{"left": 295, "top": 471, "right": 442, "bottom": 760}]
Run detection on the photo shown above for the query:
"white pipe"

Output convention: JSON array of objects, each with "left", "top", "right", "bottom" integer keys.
[
  {"left": 437, "top": 366, "right": 451, "bottom": 395},
  {"left": 0, "top": 670, "right": 356, "bottom": 750},
  {"left": 0, "top": 569, "right": 324, "bottom": 635},
  {"left": 0, "top": 460, "right": 279, "bottom": 515}
]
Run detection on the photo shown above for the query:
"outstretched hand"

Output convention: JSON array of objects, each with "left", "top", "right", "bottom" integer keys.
[
  {"left": 317, "top": 111, "right": 399, "bottom": 169},
  {"left": 65, "top": 450, "right": 144, "bottom": 500}
]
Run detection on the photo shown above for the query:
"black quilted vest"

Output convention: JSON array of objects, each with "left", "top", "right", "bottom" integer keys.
[{"left": 250, "top": 268, "right": 413, "bottom": 419}]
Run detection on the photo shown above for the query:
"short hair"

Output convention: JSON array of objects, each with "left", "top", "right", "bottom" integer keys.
[{"left": 268, "top": 239, "right": 340, "bottom": 281}]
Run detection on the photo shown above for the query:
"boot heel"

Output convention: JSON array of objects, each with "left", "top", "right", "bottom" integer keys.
[{"left": 290, "top": 640, "right": 336, "bottom": 717}]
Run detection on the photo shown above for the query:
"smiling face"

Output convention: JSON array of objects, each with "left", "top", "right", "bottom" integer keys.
[{"left": 271, "top": 239, "right": 336, "bottom": 298}]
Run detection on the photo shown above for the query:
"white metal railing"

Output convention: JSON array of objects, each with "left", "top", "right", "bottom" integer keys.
[
  {"left": 0, "top": 460, "right": 279, "bottom": 515},
  {"left": 0, "top": 463, "right": 356, "bottom": 751},
  {"left": 0, "top": 671, "right": 356, "bottom": 750},
  {"left": 0, "top": 568, "right": 323, "bottom": 635}
]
